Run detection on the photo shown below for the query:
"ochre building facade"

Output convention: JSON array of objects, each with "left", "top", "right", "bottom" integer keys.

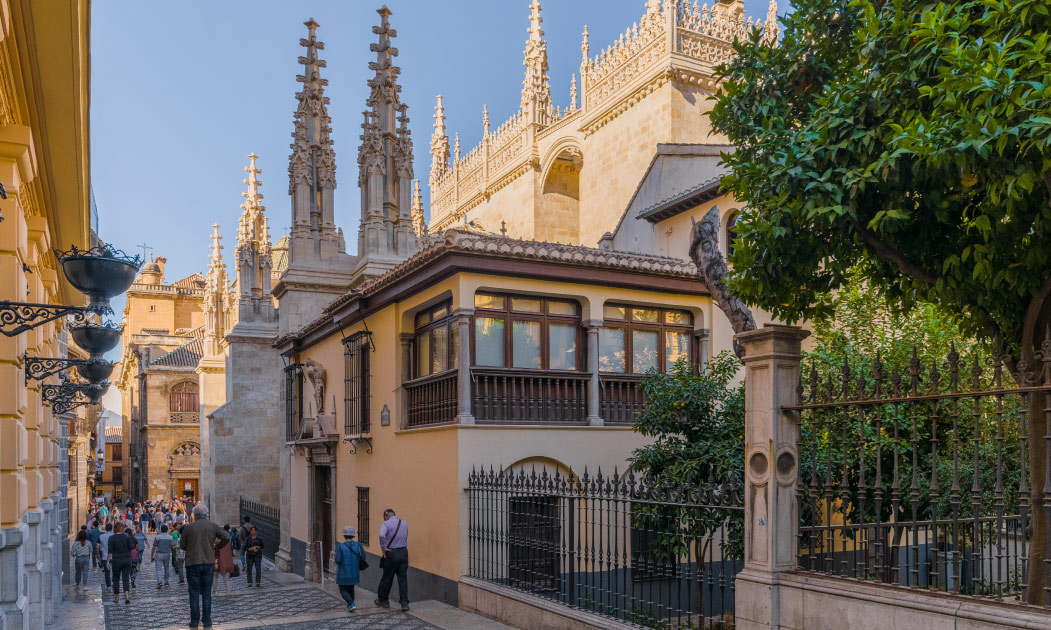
[{"left": 0, "top": 1, "right": 92, "bottom": 627}]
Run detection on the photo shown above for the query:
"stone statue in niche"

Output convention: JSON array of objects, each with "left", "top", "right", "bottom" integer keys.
[{"left": 304, "top": 358, "right": 326, "bottom": 414}]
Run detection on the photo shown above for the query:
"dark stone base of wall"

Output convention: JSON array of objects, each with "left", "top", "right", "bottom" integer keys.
[{"left": 355, "top": 550, "right": 458, "bottom": 606}]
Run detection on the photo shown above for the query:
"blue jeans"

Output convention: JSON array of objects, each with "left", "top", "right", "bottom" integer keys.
[{"left": 185, "top": 563, "right": 215, "bottom": 627}]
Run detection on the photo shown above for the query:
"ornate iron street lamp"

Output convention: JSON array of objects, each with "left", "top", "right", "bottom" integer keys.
[
  {"left": 11, "top": 241, "right": 140, "bottom": 415},
  {"left": 1, "top": 242, "right": 139, "bottom": 337}
]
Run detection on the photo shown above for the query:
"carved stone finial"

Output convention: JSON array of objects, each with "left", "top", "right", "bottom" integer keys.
[
  {"left": 581, "top": 25, "right": 589, "bottom": 63},
  {"left": 429, "top": 95, "right": 450, "bottom": 186},
  {"left": 482, "top": 104, "right": 490, "bottom": 135},
  {"left": 411, "top": 179, "right": 426, "bottom": 236},
  {"left": 454, "top": 132, "right": 461, "bottom": 162},
  {"left": 569, "top": 75, "right": 578, "bottom": 111},
  {"left": 521, "top": 0, "right": 552, "bottom": 125}
]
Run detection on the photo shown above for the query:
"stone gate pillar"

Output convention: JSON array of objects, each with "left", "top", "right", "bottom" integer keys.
[{"left": 734, "top": 325, "right": 809, "bottom": 630}]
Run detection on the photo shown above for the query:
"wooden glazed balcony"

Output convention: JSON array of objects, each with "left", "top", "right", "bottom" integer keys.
[
  {"left": 599, "top": 374, "right": 646, "bottom": 424},
  {"left": 405, "top": 370, "right": 458, "bottom": 428},
  {"left": 472, "top": 368, "right": 589, "bottom": 425}
]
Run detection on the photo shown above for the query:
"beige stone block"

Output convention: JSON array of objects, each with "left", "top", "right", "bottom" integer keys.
[
  {"left": 0, "top": 364, "right": 26, "bottom": 415},
  {"left": 0, "top": 472, "right": 27, "bottom": 525},
  {"left": 0, "top": 417, "right": 24, "bottom": 469},
  {"left": 734, "top": 575, "right": 773, "bottom": 624}
]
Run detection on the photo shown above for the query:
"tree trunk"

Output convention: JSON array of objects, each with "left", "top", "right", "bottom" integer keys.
[
  {"left": 1021, "top": 278, "right": 1051, "bottom": 605},
  {"left": 688, "top": 207, "right": 756, "bottom": 357}
]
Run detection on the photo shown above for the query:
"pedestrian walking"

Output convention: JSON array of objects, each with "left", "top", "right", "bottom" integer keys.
[
  {"left": 98, "top": 523, "right": 114, "bottom": 589},
  {"left": 71, "top": 530, "right": 91, "bottom": 592},
  {"left": 131, "top": 524, "right": 147, "bottom": 588},
  {"left": 237, "top": 516, "right": 251, "bottom": 570},
  {"left": 87, "top": 520, "right": 102, "bottom": 569},
  {"left": 152, "top": 524, "right": 174, "bottom": 588},
  {"left": 334, "top": 526, "right": 365, "bottom": 612},
  {"left": 213, "top": 524, "right": 235, "bottom": 595},
  {"left": 180, "top": 503, "right": 230, "bottom": 630},
  {"left": 171, "top": 523, "right": 186, "bottom": 584},
  {"left": 108, "top": 522, "right": 135, "bottom": 604},
  {"left": 243, "top": 527, "right": 264, "bottom": 587},
  {"left": 374, "top": 508, "right": 410, "bottom": 612}
]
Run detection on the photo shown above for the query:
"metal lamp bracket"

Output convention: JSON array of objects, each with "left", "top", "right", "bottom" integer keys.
[
  {"left": 24, "top": 355, "right": 88, "bottom": 385},
  {"left": 343, "top": 436, "right": 373, "bottom": 455},
  {"left": 0, "top": 301, "right": 89, "bottom": 337}
]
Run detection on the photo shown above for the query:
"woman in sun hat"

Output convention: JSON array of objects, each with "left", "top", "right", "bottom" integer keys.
[{"left": 333, "top": 525, "right": 366, "bottom": 612}]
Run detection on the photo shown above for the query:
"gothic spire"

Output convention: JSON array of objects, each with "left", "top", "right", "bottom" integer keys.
[
  {"left": 429, "top": 95, "right": 450, "bottom": 188},
  {"left": 204, "top": 223, "right": 230, "bottom": 356},
  {"left": 287, "top": 18, "right": 344, "bottom": 265},
  {"left": 411, "top": 179, "right": 426, "bottom": 236},
  {"left": 237, "top": 153, "right": 273, "bottom": 301},
  {"left": 482, "top": 104, "right": 490, "bottom": 136},
  {"left": 353, "top": 6, "right": 419, "bottom": 285},
  {"left": 521, "top": 0, "right": 551, "bottom": 125}
]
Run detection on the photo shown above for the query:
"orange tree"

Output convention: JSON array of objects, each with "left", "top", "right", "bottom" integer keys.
[{"left": 710, "top": 0, "right": 1051, "bottom": 602}]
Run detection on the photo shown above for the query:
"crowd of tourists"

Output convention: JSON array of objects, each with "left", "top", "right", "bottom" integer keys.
[{"left": 72, "top": 496, "right": 410, "bottom": 628}]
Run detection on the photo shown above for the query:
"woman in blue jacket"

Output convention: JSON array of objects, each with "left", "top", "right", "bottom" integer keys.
[{"left": 333, "top": 525, "right": 366, "bottom": 612}]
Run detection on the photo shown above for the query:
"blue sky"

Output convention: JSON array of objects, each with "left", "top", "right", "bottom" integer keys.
[
  {"left": 91, "top": 0, "right": 779, "bottom": 411},
  {"left": 90, "top": 0, "right": 780, "bottom": 285}
]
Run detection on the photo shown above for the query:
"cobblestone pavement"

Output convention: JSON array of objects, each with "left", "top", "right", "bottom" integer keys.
[{"left": 51, "top": 534, "right": 512, "bottom": 630}]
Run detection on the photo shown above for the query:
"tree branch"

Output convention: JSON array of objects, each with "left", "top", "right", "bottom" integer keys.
[
  {"left": 845, "top": 217, "right": 941, "bottom": 286},
  {"left": 689, "top": 206, "right": 756, "bottom": 358}
]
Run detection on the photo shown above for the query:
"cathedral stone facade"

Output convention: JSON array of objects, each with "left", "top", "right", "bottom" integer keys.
[{"left": 185, "top": 0, "right": 778, "bottom": 605}]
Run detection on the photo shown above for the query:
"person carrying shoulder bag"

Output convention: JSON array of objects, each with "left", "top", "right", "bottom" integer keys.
[
  {"left": 334, "top": 525, "right": 366, "bottom": 612},
  {"left": 374, "top": 508, "right": 409, "bottom": 612}
]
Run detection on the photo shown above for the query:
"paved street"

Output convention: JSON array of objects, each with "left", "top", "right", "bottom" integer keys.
[{"left": 51, "top": 538, "right": 512, "bottom": 630}]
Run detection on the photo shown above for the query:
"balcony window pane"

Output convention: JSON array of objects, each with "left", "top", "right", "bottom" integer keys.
[
  {"left": 416, "top": 334, "right": 431, "bottom": 377},
  {"left": 599, "top": 327, "right": 626, "bottom": 373},
  {"left": 433, "top": 304, "right": 448, "bottom": 319},
  {"left": 632, "top": 330, "right": 659, "bottom": 373},
  {"left": 549, "top": 323, "right": 578, "bottom": 370},
  {"left": 415, "top": 310, "right": 431, "bottom": 327},
  {"left": 665, "top": 330, "right": 690, "bottom": 369},
  {"left": 604, "top": 305, "right": 626, "bottom": 320},
  {"left": 632, "top": 308, "right": 659, "bottom": 323},
  {"left": 432, "top": 326, "right": 448, "bottom": 373},
  {"left": 547, "top": 300, "right": 576, "bottom": 316},
  {"left": 512, "top": 320, "right": 542, "bottom": 369},
  {"left": 475, "top": 317, "right": 505, "bottom": 366},
  {"left": 451, "top": 322, "right": 459, "bottom": 368},
  {"left": 511, "top": 297, "right": 541, "bottom": 313},
  {"left": 475, "top": 294, "right": 505, "bottom": 310},
  {"left": 664, "top": 310, "right": 691, "bottom": 325}
]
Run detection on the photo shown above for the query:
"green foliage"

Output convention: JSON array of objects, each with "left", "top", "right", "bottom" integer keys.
[
  {"left": 801, "top": 276, "right": 1023, "bottom": 532},
  {"left": 631, "top": 353, "right": 745, "bottom": 562},
  {"left": 710, "top": 0, "right": 1051, "bottom": 351}
]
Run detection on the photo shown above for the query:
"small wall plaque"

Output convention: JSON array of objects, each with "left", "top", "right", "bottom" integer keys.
[{"left": 380, "top": 404, "right": 390, "bottom": 427}]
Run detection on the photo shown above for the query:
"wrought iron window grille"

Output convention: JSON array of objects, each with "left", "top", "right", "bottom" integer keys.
[{"left": 343, "top": 331, "right": 373, "bottom": 454}]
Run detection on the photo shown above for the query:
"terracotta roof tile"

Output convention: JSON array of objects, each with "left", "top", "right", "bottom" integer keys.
[{"left": 150, "top": 337, "right": 203, "bottom": 368}]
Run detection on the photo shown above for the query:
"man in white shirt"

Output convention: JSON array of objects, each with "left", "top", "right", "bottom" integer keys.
[{"left": 375, "top": 508, "right": 409, "bottom": 612}]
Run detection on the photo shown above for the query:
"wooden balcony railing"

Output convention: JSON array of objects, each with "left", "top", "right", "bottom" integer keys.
[
  {"left": 599, "top": 374, "right": 646, "bottom": 424},
  {"left": 406, "top": 370, "right": 458, "bottom": 428},
  {"left": 472, "top": 368, "right": 589, "bottom": 424}
]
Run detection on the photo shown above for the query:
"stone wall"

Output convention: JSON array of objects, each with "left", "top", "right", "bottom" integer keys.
[{"left": 208, "top": 333, "right": 282, "bottom": 527}]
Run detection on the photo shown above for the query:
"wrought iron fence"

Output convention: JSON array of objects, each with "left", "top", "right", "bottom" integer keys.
[
  {"left": 239, "top": 497, "right": 279, "bottom": 561},
  {"left": 787, "top": 340, "right": 1051, "bottom": 602},
  {"left": 467, "top": 466, "right": 743, "bottom": 628}
]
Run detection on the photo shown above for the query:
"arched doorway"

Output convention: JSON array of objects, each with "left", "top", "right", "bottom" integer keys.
[
  {"left": 537, "top": 147, "right": 582, "bottom": 244},
  {"left": 168, "top": 441, "right": 201, "bottom": 501}
]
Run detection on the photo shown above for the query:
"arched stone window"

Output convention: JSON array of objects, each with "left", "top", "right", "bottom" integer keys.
[
  {"left": 169, "top": 382, "right": 198, "bottom": 412},
  {"left": 169, "top": 382, "right": 200, "bottom": 423},
  {"left": 725, "top": 211, "right": 740, "bottom": 258}
]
